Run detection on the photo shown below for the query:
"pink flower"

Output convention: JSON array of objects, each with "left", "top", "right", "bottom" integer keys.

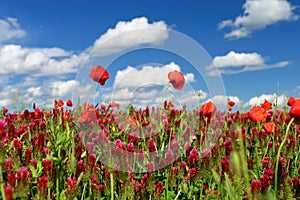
[
  {"left": 4, "top": 185, "right": 13, "bottom": 200},
  {"left": 88, "top": 154, "right": 97, "bottom": 167},
  {"left": 66, "top": 177, "right": 77, "bottom": 196},
  {"left": 221, "top": 156, "right": 230, "bottom": 174},
  {"left": 148, "top": 138, "right": 156, "bottom": 152},
  {"left": 38, "top": 176, "right": 48, "bottom": 194},
  {"left": 5, "top": 158, "right": 13, "bottom": 172},
  {"left": 188, "top": 148, "right": 199, "bottom": 166},
  {"left": 76, "top": 160, "right": 85, "bottom": 176},
  {"left": 154, "top": 181, "right": 164, "bottom": 197},
  {"left": 251, "top": 179, "right": 261, "bottom": 194}
]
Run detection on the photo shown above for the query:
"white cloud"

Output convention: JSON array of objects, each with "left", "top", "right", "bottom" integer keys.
[
  {"left": 90, "top": 17, "right": 169, "bottom": 56},
  {"left": 0, "top": 17, "right": 26, "bottom": 43},
  {"left": 0, "top": 44, "right": 86, "bottom": 76},
  {"left": 101, "top": 87, "right": 208, "bottom": 109},
  {"left": 26, "top": 87, "right": 43, "bottom": 97},
  {"left": 50, "top": 80, "right": 80, "bottom": 97},
  {"left": 207, "top": 95, "right": 241, "bottom": 110},
  {"left": 113, "top": 62, "right": 194, "bottom": 89},
  {"left": 206, "top": 51, "right": 290, "bottom": 76},
  {"left": 219, "top": 0, "right": 299, "bottom": 39},
  {"left": 246, "top": 93, "right": 287, "bottom": 108}
]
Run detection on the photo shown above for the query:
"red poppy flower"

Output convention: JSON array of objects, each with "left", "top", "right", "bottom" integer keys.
[
  {"left": 288, "top": 96, "right": 295, "bottom": 106},
  {"left": 201, "top": 101, "right": 216, "bottom": 117},
  {"left": 263, "top": 122, "right": 275, "bottom": 133},
  {"left": 56, "top": 100, "right": 64, "bottom": 107},
  {"left": 66, "top": 99, "right": 73, "bottom": 107},
  {"left": 228, "top": 101, "right": 235, "bottom": 107},
  {"left": 100, "top": 104, "right": 106, "bottom": 110},
  {"left": 108, "top": 102, "right": 120, "bottom": 109},
  {"left": 249, "top": 106, "right": 268, "bottom": 123},
  {"left": 78, "top": 110, "right": 97, "bottom": 124},
  {"left": 288, "top": 98, "right": 300, "bottom": 124},
  {"left": 89, "top": 65, "right": 109, "bottom": 86},
  {"left": 261, "top": 100, "right": 272, "bottom": 111},
  {"left": 168, "top": 70, "right": 185, "bottom": 90}
]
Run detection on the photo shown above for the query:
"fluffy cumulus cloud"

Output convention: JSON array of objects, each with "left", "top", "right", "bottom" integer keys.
[
  {"left": 219, "top": 0, "right": 299, "bottom": 39},
  {"left": 246, "top": 93, "right": 288, "bottom": 108},
  {"left": 50, "top": 80, "right": 80, "bottom": 97},
  {"left": 90, "top": 17, "right": 169, "bottom": 56},
  {"left": 0, "top": 16, "right": 173, "bottom": 109},
  {"left": 0, "top": 45, "right": 87, "bottom": 76},
  {"left": 206, "top": 51, "right": 290, "bottom": 76},
  {"left": 0, "top": 17, "right": 26, "bottom": 43},
  {"left": 113, "top": 62, "right": 195, "bottom": 89}
]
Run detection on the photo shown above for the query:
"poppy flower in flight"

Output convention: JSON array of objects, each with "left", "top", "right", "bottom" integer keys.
[
  {"left": 89, "top": 65, "right": 109, "bottom": 86},
  {"left": 168, "top": 70, "right": 185, "bottom": 90}
]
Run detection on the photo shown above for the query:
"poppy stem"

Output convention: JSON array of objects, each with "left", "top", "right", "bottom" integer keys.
[
  {"left": 161, "top": 84, "right": 171, "bottom": 108},
  {"left": 87, "top": 84, "right": 95, "bottom": 106}
]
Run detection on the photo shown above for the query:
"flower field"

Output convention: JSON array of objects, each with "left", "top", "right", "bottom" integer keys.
[{"left": 0, "top": 66, "right": 300, "bottom": 200}]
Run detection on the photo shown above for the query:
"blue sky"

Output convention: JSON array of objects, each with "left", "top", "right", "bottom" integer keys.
[{"left": 0, "top": 0, "right": 299, "bottom": 110}]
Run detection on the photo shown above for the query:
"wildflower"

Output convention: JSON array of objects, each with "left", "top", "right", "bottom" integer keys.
[
  {"left": 249, "top": 106, "right": 267, "bottom": 123},
  {"left": 66, "top": 177, "right": 77, "bottom": 196},
  {"left": 261, "top": 99, "right": 272, "bottom": 111},
  {"left": 186, "top": 168, "right": 197, "bottom": 181},
  {"left": 66, "top": 99, "right": 73, "bottom": 107},
  {"left": 5, "top": 158, "right": 13, "bottom": 172},
  {"left": 78, "top": 110, "right": 97, "bottom": 124},
  {"left": 42, "top": 159, "right": 52, "bottom": 176},
  {"left": 154, "top": 181, "right": 164, "bottom": 197},
  {"left": 24, "top": 148, "right": 32, "bottom": 163},
  {"left": 180, "top": 161, "right": 187, "bottom": 171},
  {"left": 3, "top": 107, "right": 8, "bottom": 116},
  {"left": 76, "top": 160, "right": 85, "bottom": 176},
  {"left": 166, "top": 149, "right": 173, "bottom": 163},
  {"left": 168, "top": 70, "right": 185, "bottom": 90},
  {"left": 91, "top": 176, "right": 99, "bottom": 192},
  {"left": 188, "top": 148, "right": 199, "bottom": 166},
  {"left": 228, "top": 101, "right": 235, "bottom": 107},
  {"left": 4, "top": 185, "right": 13, "bottom": 200},
  {"left": 288, "top": 96, "right": 295, "bottom": 106},
  {"left": 201, "top": 101, "right": 216, "bottom": 118},
  {"left": 148, "top": 138, "right": 156, "bottom": 152},
  {"left": 127, "top": 142, "right": 135, "bottom": 152},
  {"left": 134, "top": 183, "right": 142, "bottom": 193},
  {"left": 146, "top": 161, "right": 155, "bottom": 172},
  {"left": 287, "top": 97, "right": 300, "bottom": 124},
  {"left": 86, "top": 142, "right": 95, "bottom": 154},
  {"left": 251, "top": 179, "right": 261, "bottom": 194},
  {"left": 16, "top": 167, "right": 29, "bottom": 182},
  {"left": 263, "top": 122, "right": 275, "bottom": 133},
  {"left": 221, "top": 156, "right": 230, "bottom": 174},
  {"left": 108, "top": 102, "right": 120, "bottom": 109},
  {"left": 30, "top": 160, "right": 37, "bottom": 169},
  {"left": 89, "top": 65, "right": 109, "bottom": 85},
  {"left": 57, "top": 99, "right": 64, "bottom": 107},
  {"left": 38, "top": 176, "right": 48, "bottom": 194},
  {"left": 88, "top": 154, "right": 97, "bottom": 167}
]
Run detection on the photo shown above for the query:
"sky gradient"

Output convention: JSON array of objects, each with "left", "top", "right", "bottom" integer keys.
[{"left": 0, "top": 0, "right": 299, "bottom": 111}]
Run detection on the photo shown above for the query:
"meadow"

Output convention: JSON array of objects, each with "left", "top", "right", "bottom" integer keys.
[{"left": 0, "top": 66, "right": 299, "bottom": 200}]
